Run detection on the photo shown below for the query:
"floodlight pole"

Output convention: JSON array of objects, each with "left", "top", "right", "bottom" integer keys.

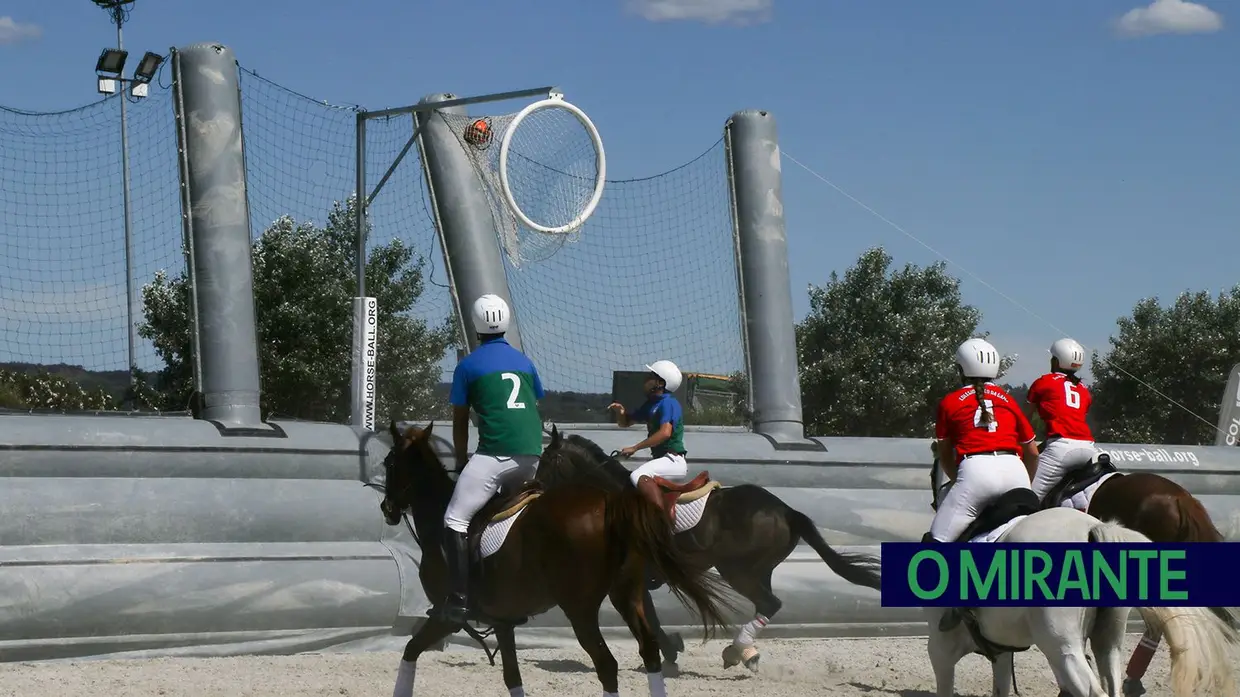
[{"left": 113, "top": 14, "right": 137, "bottom": 407}]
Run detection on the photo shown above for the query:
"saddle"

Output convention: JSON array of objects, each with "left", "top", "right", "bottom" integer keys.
[
  {"left": 1040, "top": 453, "right": 1119, "bottom": 510},
  {"left": 952, "top": 488, "right": 1042, "bottom": 543},
  {"left": 465, "top": 479, "right": 544, "bottom": 558},
  {"left": 646, "top": 471, "right": 720, "bottom": 524}
]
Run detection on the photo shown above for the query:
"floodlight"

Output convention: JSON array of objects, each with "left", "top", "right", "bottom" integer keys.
[
  {"left": 97, "top": 77, "right": 119, "bottom": 95},
  {"left": 133, "top": 51, "right": 162, "bottom": 84},
  {"left": 95, "top": 48, "right": 128, "bottom": 75},
  {"left": 131, "top": 82, "right": 149, "bottom": 98}
]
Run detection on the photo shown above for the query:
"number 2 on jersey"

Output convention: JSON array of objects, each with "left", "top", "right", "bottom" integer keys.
[
  {"left": 973, "top": 399, "right": 998, "bottom": 432},
  {"left": 501, "top": 372, "right": 526, "bottom": 409},
  {"left": 1064, "top": 381, "right": 1081, "bottom": 409}
]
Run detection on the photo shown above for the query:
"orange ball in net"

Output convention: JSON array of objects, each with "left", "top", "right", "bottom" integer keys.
[{"left": 463, "top": 119, "right": 492, "bottom": 146}]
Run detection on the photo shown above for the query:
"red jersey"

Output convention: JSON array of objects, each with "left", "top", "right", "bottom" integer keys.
[
  {"left": 1027, "top": 372, "right": 1094, "bottom": 441},
  {"left": 936, "top": 383, "right": 1035, "bottom": 464}
]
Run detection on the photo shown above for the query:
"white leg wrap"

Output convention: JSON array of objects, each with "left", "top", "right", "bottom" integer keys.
[
  {"left": 509, "top": 688, "right": 526, "bottom": 697},
  {"left": 604, "top": 692, "right": 620, "bottom": 697},
  {"left": 646, "top": 670, "right": 667, "bottom": 697},
  {"left": 392, "top": 659, "right": 416, "bottom": 697},
  {"left": 733, "top": 614, "right": 769, "bottom": 647}
]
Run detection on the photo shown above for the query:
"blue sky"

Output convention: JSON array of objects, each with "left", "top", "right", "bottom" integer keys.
[{"left": 0, "top": 0, "right": 1236, "bottom": 398}]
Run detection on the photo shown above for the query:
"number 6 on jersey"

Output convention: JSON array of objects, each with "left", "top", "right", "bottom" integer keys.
[
  {"left": 973, "top": 400, "right": 998, "bottom": 432},
  {"left": 1064, "top": 381, "right": 1081, "bottom": 409}
]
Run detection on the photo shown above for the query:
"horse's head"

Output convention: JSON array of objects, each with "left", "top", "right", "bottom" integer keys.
[
  {"left": 537, "top": 425, "right": 631, "bottom": 492},
  {"left": 379, "top": 420, "right": 452, "bottom": 525}
]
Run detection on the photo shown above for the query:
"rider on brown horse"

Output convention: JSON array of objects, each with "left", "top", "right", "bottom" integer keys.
[
  {"left": 1027, "top": 337, "right": 1100, "bottom": 506},
  {"left": 438, "top": 293, "right": 546, "bottom": 626},
  {"left": 607, "top": 359, "right": 690, "bottom": 520}
]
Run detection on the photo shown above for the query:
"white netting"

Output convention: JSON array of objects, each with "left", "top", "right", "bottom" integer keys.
[{"left": 436, "top": 100, "right": 603, "bottom": 267}]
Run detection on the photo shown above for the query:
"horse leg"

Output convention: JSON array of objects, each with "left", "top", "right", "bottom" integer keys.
[
  {"left": 1031, "top": 608, "right": 1106, "bottom": 697},
  {"left": 991, "top": 652, "right": 1015, "bottom": 697},
  {"left": 494, "top": 624, "right": 525, "bottom": 697},
  {"left": 392, "top": 616, "right": 456, "bottom": 697},
  {"left": 926, "top": 619, "right": 970, "bottom": 697},
  {"left": 641, "top": 588, "right": 684, "bottom": 666},
  {"left": 716, "top": 561, "right": 780, "bottom": 673},
  {"left": 564, "top": 605, "right": 621, "bottom": 697},
  {"left": 1122, "top": 629, "right": 1159, "bottom": 697},
  {"left": 1090, "top": 607, "right": 1129, "bottom": 697},
  {"left": 611, "top": 579, "right": 667, "bottom": 697}
]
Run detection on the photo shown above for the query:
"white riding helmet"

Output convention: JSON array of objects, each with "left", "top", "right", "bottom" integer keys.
[
  {"left": 471, "top": 294, "right": 510, "bottom": 335},
  {"left": 954, "top": 338, "right": 1001, "bottom": 380},
  {"left": 1049, "top": 337, "right": 1085, "bottom": 371},
  {"left": 645, "top": 359, "right": 683, "bottom": 393}
]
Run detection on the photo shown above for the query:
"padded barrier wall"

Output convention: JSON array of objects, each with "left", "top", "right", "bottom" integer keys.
[{"left": 3, "top": 414, "right": 1240, "bottom": 660}]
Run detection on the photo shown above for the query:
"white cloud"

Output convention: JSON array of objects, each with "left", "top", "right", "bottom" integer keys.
[
  {"left": 625, "top": 0, "right": 773, "bottom": 25},
  {"left": 0, "top": 16, "right": 41, "bottom": 46},
  {"left": 1115, "top": 0, "right": 1223, "bottom": 37}
]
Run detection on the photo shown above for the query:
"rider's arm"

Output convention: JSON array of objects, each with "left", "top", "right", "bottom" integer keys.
[
  {"left": 616, "top": 401, "right": 649, "bottom": 429},
  {"left": 937, "top": 439, "right": 958, "bottom": 480},
  {"left": 448, "top": 363, "right": 472, "bottom": 468},
  {"left": 629, "top": 400, "right": 679, "bottom": 452},
  {"left": 631, "top": 421, "right": 673, "bottom": 453},
  {"left": 1013, "top": 403, "right": 1039, "bottom": 479}
]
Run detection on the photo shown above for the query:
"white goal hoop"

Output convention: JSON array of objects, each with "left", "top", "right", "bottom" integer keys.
[{"left": 498, "top": 94, "right": 606, "bottom": 235}]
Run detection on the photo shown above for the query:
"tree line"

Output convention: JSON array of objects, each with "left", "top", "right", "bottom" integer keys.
[{"left": 3, "top": 199, "right": 1235, "bottom": 446}]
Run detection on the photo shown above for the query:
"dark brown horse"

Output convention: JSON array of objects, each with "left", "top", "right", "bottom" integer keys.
[
  {"left": 931, "top": 445, "right": 1234, "bottom": 697},
  {"left": 376, "top": 422, "right": 741, "bottom": 697},
  {"left": 535, "top": 428, "right": 884, "bottom": 673}
]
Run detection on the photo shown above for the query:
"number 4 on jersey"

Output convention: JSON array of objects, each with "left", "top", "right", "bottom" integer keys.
[
  {"left": 501, "top": 372, "right": 526, "bottom": 409},
  {"left": 1064, "top": 381, "right": 1081, "bottom": 409},
  {"left": 973, "top": 400, "right": 998, "bottom": 432}
]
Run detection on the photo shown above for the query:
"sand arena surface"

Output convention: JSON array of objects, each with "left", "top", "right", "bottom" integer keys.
[{"left": 0, "top": 634, "right": 1177, "bottom": 697}]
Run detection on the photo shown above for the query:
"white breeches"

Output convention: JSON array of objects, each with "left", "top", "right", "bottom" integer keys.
[
  {"left": 929, "top": 454, "right": 1032, "bottom": 543},
  {"left": 630, "top": 453, "right": 687, "bottom": 487},
  {"left": 1030, "top": 437, "right": 1098, "bottom": 501},
  {"left": 443, "top": 453, "right": 540, "bottom": 534}
]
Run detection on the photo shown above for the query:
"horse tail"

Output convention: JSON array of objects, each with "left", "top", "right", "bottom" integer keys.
[
  {"left": 1089, "top": 521, "right": 1240, "bottom": 695},
  {"left": 604, "top": 489, "right": 740, "bottom": 640},
  {"left": 1173, "top": 494, "right": 1225, "bottom": 543},
  {"left": 1133, "top": 605, "right": 1238, "bottom": 697},
  {"left": 787, "top": 508, "right": 883, "bottom": 591}
]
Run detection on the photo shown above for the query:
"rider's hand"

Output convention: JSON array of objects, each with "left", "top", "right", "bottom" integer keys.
[
  {"left": 619, "top": 446, "right": 637, "bottom": 458},
  {"left": 607, "top": 402, "right": 625, "bottom": 414}
]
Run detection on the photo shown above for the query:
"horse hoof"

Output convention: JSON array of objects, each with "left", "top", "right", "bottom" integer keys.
[
  {"left": 721, "top": 644, "right": 741, "bottom": 668},
  {"left": 1122, "top": 678, "right": 1146, "bottom": 697},
  {"left": 743, "top": 651, "right": 760, "bottom": 674}
]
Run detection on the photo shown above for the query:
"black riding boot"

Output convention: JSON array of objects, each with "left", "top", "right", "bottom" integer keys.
[
  {"left": 922, "top": 532, "right": 963, "bottom": 632},
  {"left": 435, "top": 530, "right": 471, "bottom": 626}
]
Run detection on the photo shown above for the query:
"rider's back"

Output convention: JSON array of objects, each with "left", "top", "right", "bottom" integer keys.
[
  {"left": 452, "top": 337, "right": 544, "bottom": 457},
  {"left": 1028, "top": 372, "right": 1093, "bottom": 441},
  {"left": 937, "top": 383, "right": 1030, "bottom": 459}
]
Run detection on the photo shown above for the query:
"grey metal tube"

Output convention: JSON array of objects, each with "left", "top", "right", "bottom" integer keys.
[
  {"left": 171, "top": 43, "right": 264, "bottom": 427},
  {"left": 725, "top": 110, "right": 805, "bottom": 441},
  {"left": 415, "top": 93, "right": 523, "bottom": 352}
]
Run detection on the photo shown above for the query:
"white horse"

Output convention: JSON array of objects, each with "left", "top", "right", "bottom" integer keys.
[{"left": 928, "top": 456, "right": 1237, "bottom": 697}]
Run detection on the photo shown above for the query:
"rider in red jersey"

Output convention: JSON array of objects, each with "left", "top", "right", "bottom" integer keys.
[
  {"left": 1026, "top": 337, "right": 1099, "bottom": 504},
  {"left": 928, "top": 337, "right": 1039, "bottom": 544}
]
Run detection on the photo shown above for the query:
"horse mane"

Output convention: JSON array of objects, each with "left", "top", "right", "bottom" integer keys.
[{"left": 538, "top": 432, "right": 632, "bottom": 492}]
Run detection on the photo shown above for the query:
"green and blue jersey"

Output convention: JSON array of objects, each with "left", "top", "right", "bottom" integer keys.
[
  {"left": 449, "top": 337, "right": 545, "bottom": 456},
  {"left": 630, "top": 392, "right": 686, "bottom": 458}
]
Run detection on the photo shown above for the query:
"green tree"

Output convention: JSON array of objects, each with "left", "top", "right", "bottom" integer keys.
[
  {"left": 0, "top": 369, "right": 117, "bottom": 411},
  {"left": 796, "top": 246, "right": 1013, "bottom": 437},
  {"left": 137, "top": 196, "right": 457, "bottom": 423},
  {"left": 1091, "top": 288, "right": 1240, "bottom": 445}
]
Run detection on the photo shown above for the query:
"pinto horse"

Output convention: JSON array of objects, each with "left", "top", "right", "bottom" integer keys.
[
  {"left": 536, "top": 427, "right": 884, "bottom": 673},
  {"left": 375, "top": 422, "right": 740, "bottom": 697},
  {"left": 931, "top": 442, "right": 1235, "bottom": 697}
]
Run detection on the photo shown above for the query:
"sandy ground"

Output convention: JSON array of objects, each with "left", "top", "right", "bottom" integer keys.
[{"left": 0, "top": 634, "right": 1175, "bottom": 697}]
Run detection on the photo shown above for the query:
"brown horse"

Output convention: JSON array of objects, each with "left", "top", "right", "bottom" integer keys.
[
  {"left": 536, "top": 428, "right": 884, "bottom": 673},
  {"left": 932, "top": 444, "right": 1234, "bottom": 697},
  {"left": 376, "top": 421, "right": 740, "bottom": 697}
]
